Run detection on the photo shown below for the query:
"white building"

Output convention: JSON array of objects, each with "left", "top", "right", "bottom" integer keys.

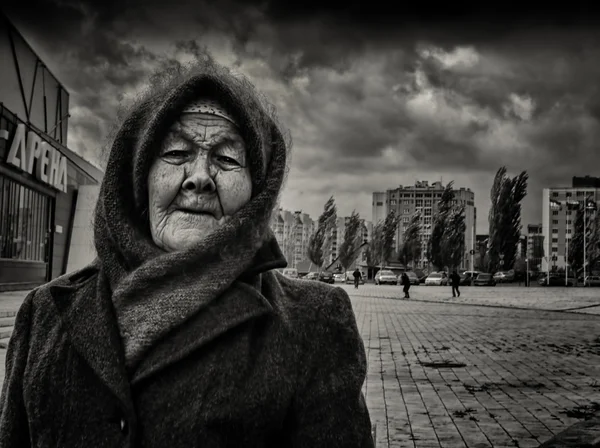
[
  {"left": 270, "top": 209, "right": 315, "bottom": 268},
  {"left": 372, "top": 180, "right": 476, "bottom": 270},
  {"left": 541, "top": 176, "right": 600, "bottom": 272}
]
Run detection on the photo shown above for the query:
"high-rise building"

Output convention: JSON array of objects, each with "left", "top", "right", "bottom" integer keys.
[
  {"left": 270, "top": 209, "right": 315, "bottom": 268},
  {"left": 541, "top": 178, "right": 600, "bottom": 272},
  {"left": 372, "top": 180, "right": 476, "bottom": 270}
]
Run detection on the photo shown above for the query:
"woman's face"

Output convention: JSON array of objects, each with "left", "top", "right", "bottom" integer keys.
[{"left": 147, "top": 113, "right": 252, "bottom": 252}]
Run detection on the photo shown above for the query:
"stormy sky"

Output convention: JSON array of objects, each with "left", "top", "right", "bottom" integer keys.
[{"left": 5, "top": 1, "right": 600, "bottom": 233}]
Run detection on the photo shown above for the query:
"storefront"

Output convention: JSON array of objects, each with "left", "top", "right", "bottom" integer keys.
[{"left": 0, "top": 13, "right": 103, "bottom": 291}]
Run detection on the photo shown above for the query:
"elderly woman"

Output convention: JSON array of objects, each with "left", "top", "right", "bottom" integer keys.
[{"left": 0, "top": 59, "right": 373, "bottom": 447}]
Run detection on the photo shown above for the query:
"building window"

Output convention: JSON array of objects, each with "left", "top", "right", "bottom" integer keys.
[
  {"left": 567, "top": 229, "right": 572, "bottom": 234},
  {"left": 567, "top": 220, "right": 572, "bottom": 225},
  {"left": 376, "top": 202, "right": 383, "bottom": 206},
  {"left": 567, "top": 211, "right": 572, "bottom": 216},
  {"left": 415, "top": 200, "right": 423, "bottom": 207},
  {"left": 425, "top": 200, "right": 432, "bottom": 206},
  {"left": 552, "top": 228, "right": 558, "bottom": 234},
  {"left": 552, "top": 238, "right": 558, "bottom": 243},
  {"left": 403, "top": 217, "right": 410, "bottom": 223},
  {"left": 577, "top": 191, "right": 584, "bottom": 197},
  {"left": 552, "top": 192, "right": 558, "bottom": 197},
  {"left": 424, "top": 208, "right": 432, "bottom": 216},
  {"left": 0, "top": 175, "right": 51, "bottom": 262},
  {"left": 552, "top": 247, "right": 558, "bottom": 253},
  {"left": 403, "top": 208, "right": 410, "bottom": 214},
  {"left": 566, "top": 192, "right": 572, "bottom": 197},
  {"left": 552, "top": 220, "right": 558, "bottom": 225},
  {"left": 552, "top": 211, "right": 558, "bottom": 215},
  {"left": 390, "top": 199, "right": 396, "bottom": 205}
]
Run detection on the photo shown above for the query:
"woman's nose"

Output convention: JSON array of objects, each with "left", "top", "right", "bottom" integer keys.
[{"left": 181, "top": 158, "right": 216, "bottom": 193}]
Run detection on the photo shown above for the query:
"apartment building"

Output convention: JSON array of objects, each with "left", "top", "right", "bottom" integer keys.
[
  {"left": 372, "top": 180, "right": 476, "bottom": 270},
  {"left": 271, "top": 209, "right": 316, "bottom": 268},
  {"left": 541, "top": 176, "right": 600, "bottom": 272},
  {"left": 327, "top": 216, "right": 372, "bottom": 268}
]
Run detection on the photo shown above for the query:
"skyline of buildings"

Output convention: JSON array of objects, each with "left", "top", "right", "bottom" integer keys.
[{"left": 372, "top": 180, "right": 476, "bottom": 270}]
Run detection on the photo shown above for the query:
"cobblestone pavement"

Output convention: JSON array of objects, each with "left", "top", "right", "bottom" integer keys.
[{"left": 348, "top": 285, "right": 600, "bottom": 448}]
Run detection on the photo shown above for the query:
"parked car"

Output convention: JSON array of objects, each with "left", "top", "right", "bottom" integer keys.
[
  {"left": 302, "top": 272, "right": 318, "bottom": 280},
  {"left": 414, "top": 269, "right": 428, "bottom": 283},
  {"left": 473, "top": 273, "right": 496, "bottom": 286},
  {"left": 580, "top": 275, "right": 600, "bottom": 286},
  {"left": 401, "top": 271, "right": 420, "bottom": 285},
  {"left": 538, "top": 274, "right": 575, "bottom": 287},
  {"left": 424, "top": 272, "right": 448, "bottom": 286},
  {"left": 493, "top": 270, "right": 515, "bottom": 283},
  {"left": 460, "top": 270, "right": 479, "bottom": 285},
  {"left": 282, "top": 268, "right": 299, "bottom": 279},
  {"left": 319, "top": 271, "right": 335, "bottom": 284},
  {"left": 345, "top": 271, "right": 365, "bottom": 285},
  {"left": 374, "top": 270, "right": 398, "bottom": 285},
  {"left": 333, "top": 273, "right": 345, "bottom": 283}
]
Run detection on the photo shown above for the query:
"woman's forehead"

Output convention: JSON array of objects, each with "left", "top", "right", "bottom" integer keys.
[{"left": 170, "top": 114, "right": 245, "bottom": 147}]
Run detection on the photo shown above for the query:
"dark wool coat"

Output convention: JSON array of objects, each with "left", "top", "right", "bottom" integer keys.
[{"left": 0, "top": 242, "right": 374, "bottom": 447}]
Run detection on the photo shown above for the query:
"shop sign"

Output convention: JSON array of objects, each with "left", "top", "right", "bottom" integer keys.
[{"left": 3, "top": 123, "right": 68, "bottom": 193}]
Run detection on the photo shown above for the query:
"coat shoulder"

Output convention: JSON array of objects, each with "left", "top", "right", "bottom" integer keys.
[
  {"left": 270, "top": 272, "right": 355, "bottom": 326},
  {"left": 28, "top": 262, "right": 100, "bottom": 306}
]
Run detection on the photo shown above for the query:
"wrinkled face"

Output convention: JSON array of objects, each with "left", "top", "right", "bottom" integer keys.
[{"left": 147, "top": 113, "right": 252, "bottom": 252}]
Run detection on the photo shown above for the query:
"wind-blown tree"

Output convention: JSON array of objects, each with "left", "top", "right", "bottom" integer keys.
[
  {"left": 569, "top": 198, "right": 600, "bottom": 275},
  {"left": 568, "top": 205, "right": 585, "bottom": 275},
  {"left": 441, "top": 204, "right": 466, "bottom": 271},
  {"left": 366, "top": 221, "right": 384, "bottom": 268},
  {"left": 338, "top": 211, "right": 363, "bottom": 272},
  {"left": 399, "top": 211, "right": 421, "bottom": 268},
  {"left": 428, "top": 182, "right": 455, "bottom": 270},
  {"left": 307, "top": 196, "right": 337, "bottom": 273},
  {"left": 488, "top": 167, "right": 528, "bottom": 273},
  {"left": 381, "top": 210, "right": 400, "bottom": 267}
]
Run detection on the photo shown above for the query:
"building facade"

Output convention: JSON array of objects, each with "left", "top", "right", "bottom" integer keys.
[
  {"left": 525, "top": 224, "right": 544, "bottom": 270},
  {"left": 372, "top": 180, "right": 476, "bottom": 270},
  {"left": 326, "top": 216, "right": 371, "bottom": 269},
  {"left": 0, "top": 13, "right": 103, "bottom": 291},
  {"left": 271, "top": 209, "right": 315, "bottom": 269},
  {"left": 541, "top": 177, "right": 600, "bottom": 272}
]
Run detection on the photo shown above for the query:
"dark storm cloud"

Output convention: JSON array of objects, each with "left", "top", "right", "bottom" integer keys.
[{"left": 4, "top": 0, "right": 600, "bottom": 226}]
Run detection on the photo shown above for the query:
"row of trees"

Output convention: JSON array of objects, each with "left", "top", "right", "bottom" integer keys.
[
  {"left": 304, "top": 165, "right": 582, "bottom": 276},
  {"left": 307, "top": 196, "right": 366, "bottom": 273},
  {"left": 567, "top": 199, "right": 600, "bottom": 274}
]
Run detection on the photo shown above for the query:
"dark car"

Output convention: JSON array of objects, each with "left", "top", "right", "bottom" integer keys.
[
  {"left": 460, "top": 271, "right": 479, "bottom": 285},
  {"left": 538, "top": 274, "right": 575, "bottom": 287},
  {"left": 319, "top": 271, "right": 335, "bottom": 284},
  {"left": 473, "top": 273, "right": 496, "bottom": 286}
]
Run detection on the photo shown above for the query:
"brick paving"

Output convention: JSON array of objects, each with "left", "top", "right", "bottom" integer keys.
[
  {"left": 1, "top": 286, "right": 600, "bottom": 447},
  {"left": 348, "top": 285, "right": 600, "bottom": 447}
]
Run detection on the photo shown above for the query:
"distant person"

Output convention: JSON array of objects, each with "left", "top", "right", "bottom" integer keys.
[
  {"left": 451, "top": 270, "right": 461, "bottom": 297},
  {"left": 353, "top": 268, "right": 362, "bottom": 289},
  {"left": 401, "top": 272, "right": 410, "bottom": 298}
]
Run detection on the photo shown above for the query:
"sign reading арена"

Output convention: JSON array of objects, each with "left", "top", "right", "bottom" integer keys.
[{"left": 3, "top": 123, "right": 68, "bottom": 193}]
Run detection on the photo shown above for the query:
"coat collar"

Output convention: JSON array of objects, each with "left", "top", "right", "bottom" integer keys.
[{"left": 49, "top": 239, "right": 287, "bottom": 394}]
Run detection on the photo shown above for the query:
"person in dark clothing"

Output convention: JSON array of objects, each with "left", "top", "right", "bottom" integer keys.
[
  {"left": 451, "top": 270, "right": 461, "bottom": 297},
  {"left": 401, "top": 272, "right": 410, "bottom": 298},
  {"left": 353, "top": 268, "right": 362, "bottom": 289}
]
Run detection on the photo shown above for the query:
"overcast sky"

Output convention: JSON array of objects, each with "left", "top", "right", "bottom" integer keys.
[{"left": 5, "top": 1, "right": 600, "bottom": 233}]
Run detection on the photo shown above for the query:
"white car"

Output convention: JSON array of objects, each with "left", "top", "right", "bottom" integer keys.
[
  {"left": 375, "top": 270, "right": 398, "bottom": 285},
  {"left": 425, "top": 272, "right": 448, "bottom": 286},
  {"left": 282, "top": 268, "right": 299, "bottom": 279},
  {"left": 333, "top": 273, "right": 345, "bottom": 283}
]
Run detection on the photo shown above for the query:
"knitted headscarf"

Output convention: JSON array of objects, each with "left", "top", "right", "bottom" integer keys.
[{"left": 93, "top": 62, "right": 288, "bottom": 373}]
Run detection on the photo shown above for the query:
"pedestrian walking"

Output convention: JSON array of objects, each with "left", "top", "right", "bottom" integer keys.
[
  {"left": 451, "top": 270, "right": 461, "bottom": 297},
  {"left": 353, "top": 268, "right": 362, "bottom": 289},
  {"left": 0, "top": 59, "right": 374, "bottom": 447},
  {"left": 401, "top": 272, "right": 410, "bottom": 298}
]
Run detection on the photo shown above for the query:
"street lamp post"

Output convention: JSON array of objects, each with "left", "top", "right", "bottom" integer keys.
[{"left": 583, "top": 197, "right": 598, "bottom": 286}]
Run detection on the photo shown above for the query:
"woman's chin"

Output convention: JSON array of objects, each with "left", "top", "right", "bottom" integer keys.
[{"left": 162, "top": 229, "right": 212, "bottom": 252}]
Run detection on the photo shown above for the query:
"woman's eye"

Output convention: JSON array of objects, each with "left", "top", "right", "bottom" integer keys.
[
  {"left": 163, "top": 150, "right": 189, "bottom": 158},
  {"left": 216, "top": 155, "right": 241, "bottom": 166}
]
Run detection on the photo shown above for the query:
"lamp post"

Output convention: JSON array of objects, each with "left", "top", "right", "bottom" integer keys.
[{"left": 584, "top": 196, "right": 598, "bottom": 286}]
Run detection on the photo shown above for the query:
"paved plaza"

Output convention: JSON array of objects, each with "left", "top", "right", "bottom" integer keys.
[
  {"left": 348, "top": 284, "right": 600, "bottom": 447},
  {"left": 1, "top": 285, "right": 600, "bottom": 446}
]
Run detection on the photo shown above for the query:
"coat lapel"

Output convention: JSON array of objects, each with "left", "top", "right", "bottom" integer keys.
[
  {"left": 49, "top": 267, "right": 132, "bottom": 410},
  {"left": 131, "top": 280, "right": 274, "bottom": 385},
  {"left": 131, "top": 236, "right": 287, "bottom": 385}
]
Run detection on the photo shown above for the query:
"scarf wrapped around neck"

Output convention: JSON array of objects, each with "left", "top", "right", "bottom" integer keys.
[{"left": 93, "top": 64, "right": 288, "bottom": 374}]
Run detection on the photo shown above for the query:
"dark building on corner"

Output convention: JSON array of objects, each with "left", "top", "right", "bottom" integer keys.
[{"left": 0, "top": 12, "right": 103, "bottom": 291}]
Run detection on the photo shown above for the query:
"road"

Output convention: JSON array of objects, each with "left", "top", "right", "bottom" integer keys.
[{"left": 346, "top": 283, "right": 600, "bottom": 447}]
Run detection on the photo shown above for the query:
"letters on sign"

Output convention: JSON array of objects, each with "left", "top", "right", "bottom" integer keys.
[{"left": 5, "top": 124, "right": 68, "bottom": 193}]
